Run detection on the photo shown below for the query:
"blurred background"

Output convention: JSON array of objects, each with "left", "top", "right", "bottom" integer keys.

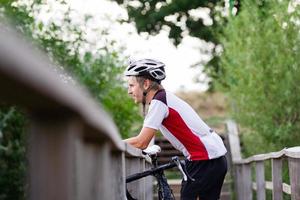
[{"left": 1, "top": 0, "right": 300, "bottom": 199}]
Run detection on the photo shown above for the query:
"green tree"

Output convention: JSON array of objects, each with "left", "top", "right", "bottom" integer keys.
[
  {"left": 219, "top": 0, "right": 300, "bottom": 155},
  {"left": 115, "top": 0, "right": 240, "bottom": 89}
]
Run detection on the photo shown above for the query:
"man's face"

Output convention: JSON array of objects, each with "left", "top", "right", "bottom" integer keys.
[{"left": 127, "top": 76, "right": 143, "bottom": 103}]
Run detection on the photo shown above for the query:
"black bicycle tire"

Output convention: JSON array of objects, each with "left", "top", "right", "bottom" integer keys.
[
  {"left": 126, "top": 188, "right": 137, "bottom": 200},
  {"left": 156, "top": 173, "right": 175, "bottom": 200}
]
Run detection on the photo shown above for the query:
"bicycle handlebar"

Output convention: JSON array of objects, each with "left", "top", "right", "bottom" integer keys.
[
  {"left": 127, "top": 144, "right": 195, "bottom": 184},
  {"left": 126, "top": 160, "right": 181, "bottom": 183},
  {"left": 126, "top": 156, "right": 195, "bottom": 183}
]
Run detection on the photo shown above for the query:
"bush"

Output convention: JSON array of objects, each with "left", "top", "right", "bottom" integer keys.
[
  {"left": 219, "top": 0, "right": 300, "bottom": 154},
  {"left": 0, "top": 107, "right": 27, "bottom": 200}
]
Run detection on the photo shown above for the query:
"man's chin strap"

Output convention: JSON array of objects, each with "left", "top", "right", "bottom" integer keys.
[
  {"left": 142, "top": 91, "right": 147, "bottom": 117},
  {"left": 142, "top": 82, "right": 156, "bottom": 117}
]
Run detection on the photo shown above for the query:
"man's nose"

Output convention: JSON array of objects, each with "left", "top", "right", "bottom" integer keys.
[{"left": 127, "top": 88, "right": 132, "bottom": 94}]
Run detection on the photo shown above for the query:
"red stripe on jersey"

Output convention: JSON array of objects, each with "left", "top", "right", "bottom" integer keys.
[{"left": 162, "top": 107, "right": 209, "bottom": 160}]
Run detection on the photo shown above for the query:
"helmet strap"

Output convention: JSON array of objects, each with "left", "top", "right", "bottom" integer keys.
[
  {"left": 142, "top": 81, "right": 155, "bottom": 117},
  {"left": 142, "top": 91, "right": 147, "bottom": 117}
]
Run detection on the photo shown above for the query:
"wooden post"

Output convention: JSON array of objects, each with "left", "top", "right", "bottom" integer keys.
[
  {"left": 126, "top": 156, "right": 142, "bottom": 199},
  {"left": 242, "top": 164, "right": 252, "bottom": 200},
  {"left": 288, "top": 158, "right": 300, "bottom": 200},
  {"left": 111, "top": 151, "right": 126, "bottom": 199},
  {"left": 226, "top": 120, "right": 242, "bottom": 200},
  {"left": 28, "top": 116, "right": 80, "bottom": 200},
  {"left": 144, "top": 161, "right": 153, "bottom": 200},
  {"left": 235, "top": 164, "right": 244, "bottom": 200},
  {"left": 272, "top": 158, "right": 282, "bottom": 200},
  {"left": 226, "top": 120, "right": 242, "bottom": 161},
  {"left": 140, "top": 157, "right": 146, "bottom": 200},
  {"left": 256, "top": 161, "right": 266, "bottom": 200},
  {"left": 75, "top": 138, "right": 112, "bottom": 200}
]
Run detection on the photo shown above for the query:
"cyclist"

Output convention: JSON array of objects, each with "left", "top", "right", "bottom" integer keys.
[{"left": 124, "top": 58, "right": 227, "bottom": 200}]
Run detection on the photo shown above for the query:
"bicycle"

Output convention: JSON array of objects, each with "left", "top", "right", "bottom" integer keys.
[{"left": 126, "top": 145, "right": 194, "bottom": 200}]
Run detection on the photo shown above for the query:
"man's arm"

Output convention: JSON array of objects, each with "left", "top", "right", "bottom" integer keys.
[{"left": 124, "top": 127, "right": 156, "bottom": 149}]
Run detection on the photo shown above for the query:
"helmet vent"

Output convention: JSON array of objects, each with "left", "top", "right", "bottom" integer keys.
[
  {"left": 127, "top": 65, "right": 136, "bottom": 71},
  {"left": 145, "top": 62, "right": 156, "bottom": 66},
  {"left": 134, "top": 66, "right": 147, "bottom": 72},
  {"left": 155, "top": 71, "right": 163, "bottom": 75}
]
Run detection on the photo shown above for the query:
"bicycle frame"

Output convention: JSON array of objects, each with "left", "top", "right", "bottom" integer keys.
[
  {"left": 126, "top": 154, "right": 180, "bottom": 200},
  {"left": 126, "top": 161, "right": 177, "bottom": 183}
]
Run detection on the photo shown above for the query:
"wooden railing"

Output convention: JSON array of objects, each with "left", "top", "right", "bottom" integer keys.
[
  {"left": 0, "top": 23, "right": 152, "bottom": 200},
  {"left": 226, "top": 120, "right": 300, "bottom": 200}
]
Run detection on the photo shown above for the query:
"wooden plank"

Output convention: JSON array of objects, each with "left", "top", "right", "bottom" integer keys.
[
  {"left": 256, "top": 161, "right": 266, "bottom": 200},
  {"left": 288, "top": 158, "right": 300, "bottom": 200},
  {"left": 75, "top": 137, "right": 113, "bottom": 200},
  {"left": 144, "top": 161, "right": 153, "bottom": 200},
  {"left": 285, "top": 147, "right": 300, "bottom": 158},
  {"left": 272, "top": 158, "right": 282, "bottom": 200},
  {"left": 111, "top": 151, "right": 126, "bottom": 200},
  {"left": 126, "top": 157, "right": 143, "bottom": 199},
  {"left": 140, "top": 158, "right": 146, "bottom": 200},
  {"left": 234, "top": 146, "right": 300, "bottom": 165},
  {"left": 235, "top": 151, "right": 284, "bottom": 165},
  {"left": 235, "top": 165, "right": 244, "bottom": 200},
  {"left": 125, "top": 143, "right": 143, "bottom": 157},
  {"left": 226, "top": 120, "right": 242, "bottom": 162},
  {"left": 242, "top": 164, "right": 252, "bottom": 200},
  {"left": 28, "top": 117, "right": 80, "bottom": 200}
]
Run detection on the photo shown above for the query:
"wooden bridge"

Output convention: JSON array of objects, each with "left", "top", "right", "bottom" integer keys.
[
  {"left": 0, "top": 23, "right": 152, "bottom": 200},
  {"left": 227, "top": 120, "right": 300, "bottom": 200},
  {"left": 1, "top": 23, "right": 300, "bottom": 200}
]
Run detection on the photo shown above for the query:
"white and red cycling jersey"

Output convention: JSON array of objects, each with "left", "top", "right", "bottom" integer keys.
[{"left": 144, "top": 89, "right": 227, "bottom": 161}]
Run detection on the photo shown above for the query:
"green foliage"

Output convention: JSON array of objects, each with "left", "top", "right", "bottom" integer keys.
[
  {"left": 116, "top": 0, "right": 234, "bottom": 90},
  {"left": 117, "top": 0, "right": 220, "bottom": 44},
  {"left": 0, "top": 107, "right": 27, "bottom": 200},
  {"left": 33, "top": 36, "right": 142, "bottom": 138},
  {"left": 219, "top": 0, "right": 300, "bottom": 154},
  {"left": 1, "top": 0, "right": 142, "bottom": 138}
]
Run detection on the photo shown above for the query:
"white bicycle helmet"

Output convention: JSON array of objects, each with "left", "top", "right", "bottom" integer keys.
[{"left": 125, "top": 59, "right": 166, "bottom": 82}]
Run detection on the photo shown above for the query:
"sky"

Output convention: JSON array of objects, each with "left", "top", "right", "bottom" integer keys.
[
  {"left": 65, "top": 0, "right": 212, "bottom": 92},
  {"left": 14, "top": 0, "right": 213, "bottom": 92}
]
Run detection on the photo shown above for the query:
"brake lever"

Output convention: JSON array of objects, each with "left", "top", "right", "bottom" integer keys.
[
  {"left": 143, "top": 154, "right": 152, "bottom": 163},
  {"left": 172, "top": 157, "right": 195, "bottom": 182},
  {"left": 172, "top": 157, "right": 187, "bottom": 181}
]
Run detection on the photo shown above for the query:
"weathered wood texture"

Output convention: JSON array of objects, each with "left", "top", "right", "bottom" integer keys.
[
  {"left": 255, "top": 161, "right": 266, "bottom": 200},
  {"left": 125, "top": 144, "right": 153, "bottom": 200},
  {"left": 227, "top": 121, "right": 300, "bottom": 200},
  {"left": 288, "top": 158, "right": 300, "bottom": 200},
  {"left": 272, "top": 158, "right": 283, "bottom": 200},
  {"left": 0, "top": 23, "right": 152, "bottom": 200}
]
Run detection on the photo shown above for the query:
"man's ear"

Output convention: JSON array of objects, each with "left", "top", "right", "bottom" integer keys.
[{"left": 143, "top": 79, "right": 151, "bottom": 90}]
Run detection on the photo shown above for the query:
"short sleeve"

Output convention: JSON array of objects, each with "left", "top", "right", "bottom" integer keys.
[{"left": 143, "top": 100, "right": 169, "bottom": 130}]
